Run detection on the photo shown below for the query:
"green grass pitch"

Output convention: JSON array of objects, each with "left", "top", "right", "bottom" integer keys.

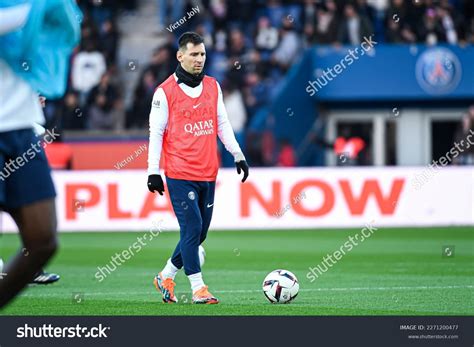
[{"left": 0, "top": 227, "right": 472, "bottom": 315}]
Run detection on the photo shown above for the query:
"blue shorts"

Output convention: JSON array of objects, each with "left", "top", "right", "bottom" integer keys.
[
  {"left": 0, "top": 128, "right": 56, "bottom": 210},
  {"left": 166, "top": 176, "right": 215, "bottom": 275}
]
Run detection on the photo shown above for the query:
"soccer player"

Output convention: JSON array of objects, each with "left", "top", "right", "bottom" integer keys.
[
  {"left": 29, "top": 96, "right": 61, "bottom": 286},
  {"left": 0, "top": 0, "right": 80, "bottom": 308},
  {"left": 147, "top": 32, "right": 249, "bottom": 304}
]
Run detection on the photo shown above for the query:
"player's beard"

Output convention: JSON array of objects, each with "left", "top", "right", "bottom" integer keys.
[{"left": 175, "top": 63, "right": 205, "bottom": 88}]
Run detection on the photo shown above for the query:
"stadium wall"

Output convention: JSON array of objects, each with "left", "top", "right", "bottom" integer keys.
[{"left": 1, "top": 167, "right": 472, "bottom": 232}]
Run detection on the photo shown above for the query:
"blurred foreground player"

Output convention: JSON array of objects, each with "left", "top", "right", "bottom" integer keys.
[
  {"left": 25, "top": 97, "right": 61, "bottom": 286},
  {"left": 148, "top": 32, "right": 249, "bottom": 304},
  {"left": 0, "top": 0, "right": 80, "bottom": 308}
]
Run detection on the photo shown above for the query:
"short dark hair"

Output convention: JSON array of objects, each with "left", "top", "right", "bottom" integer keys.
[{"left": 178, "top": 32, "right": 204, "bottom": 51}]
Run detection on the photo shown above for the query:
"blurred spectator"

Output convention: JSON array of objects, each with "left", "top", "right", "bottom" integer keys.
[
  {"left": 255, "top": 16, "right": 279, "bottom": 57},
  {"left": 157, "top": 0, "right": 184, "bottom": 30},
  {"left": 79, "top": 0, "right": 116, "bottom": 27},
  {"left": 221, "top": 82, "right": 247, "bottom": 167},
  {"left": 262, "top": 129, "right": 276, "bottom": 166},
  {"left": 277, "top": 139, "right": 296, "bottom": 167},
  {"left": 87, "top": 72, "right": 119, "bottom": 112},
  {"left": 227, "top": 0, "right": 256, "bottom": 27},
  {"left": 244, "top": 72, "right": 270, "bottom": 120},
  {"left": 368, "top": 0, "right": 390, "bottom": 11},
  {"left": 302, "top": 0, "right": 318, "bottom": 44},
  {"left": 338, "top": 3, "right": 374, "bottom": 45},
  {"left": 385, "top": 16, "right": 404, "bottom": 43},
  {"left": 195, "top": 23, "right": 214, "bottom": 50},
  {"left": 207, "top": 30, "right": 228, "bottom": 82},
  {"left": 465, "top": 0, "right": 474, "bottom": 43},
  {"left": 110, "top": 99, "right": 126, "bottom": 131},
  {"left": 417, "top": 8, "right": 446, "bottom": 45},
  {"left": 259, "top": 0, "right": 285, "bottom": 29},
  {"left": 271, "top": 16, "right": 301, "bottom": 71},
  {"left": 127, "top": 71, "right": 157, "bottom": 129},
  {"left": 227, "top": 28, "right": 247, "bottom": 58},
  {"left": 214, "top": 29, "right": 227, "bottom": 53},
  {"left": 223, "top": 83, "right": 247, "bottom": 139},
  {"left": 116, "top": 0, "right": 138, "bottom": 11},
  {"left": 209, "top": 0, "right": 228, "bottom": 31},
  {"left": 61, "top": 92, "right": 85, "bottom": 130},
  {"left": 85, "top": 70, "right": 125, "bottom": 130},
  {"left": 226, "top": 28, "right": 248, "bottom": 87},
  {"left": 304, "top": 0, "right": 339, "bottom": 45},
  {"left": 99, "top": 19, "right": 119, "bottom": 64},
  {"left": 356, "top": 0, "right": 376, "bottom": 24},
  {"left": 316, "top": 0, "right": 340, "bottom": 44},
  {"left": 385, "top": 0, "right": 417, "bottom": 43},
  {"left": 71, "top": 41, "right": 107, "bottom": 103},
  {"left": 437, "top": 4, "right": 463, "bottom": 44},
  {"left": 453, "top": 106, "right": 474, "bottom": 165},
  {"left": 79, "top": 16, "right": 100, "bottom": 52},
  {"left": 246, "top": 131, "right": 264, "bottom": 166},
  {"left": 142, "top": 45, "right": 175, "bottom": 86},
  {"left": 88, "top": 94, "right": 116, "bottom": 130},
  {"left": 406, "top": 0, "right": 427, "bottom": 32}
]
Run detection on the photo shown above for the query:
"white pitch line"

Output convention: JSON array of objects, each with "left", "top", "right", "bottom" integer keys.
[
  {"left": 20, "top": 285, "right": 474, "bottom": 298},
  {"left": 216, "top": 285, "right": 474, "bottom": 294}
]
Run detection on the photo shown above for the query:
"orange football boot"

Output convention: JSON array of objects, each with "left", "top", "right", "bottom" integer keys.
[{"left": 153, "top": 273, "right": 178, "bottom": 303}]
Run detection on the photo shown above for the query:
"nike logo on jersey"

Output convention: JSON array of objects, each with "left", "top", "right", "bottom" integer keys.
[
  {"left": 193, "top": 103, "right": 201, "bottom": 109},
  {"left": 207, "top": 203, "right": 214, "bottom": 208}
]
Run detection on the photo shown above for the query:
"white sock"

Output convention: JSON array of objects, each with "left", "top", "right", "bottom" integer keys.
[
  {"left": 188, "top": 272, "right": 205, "bottom": 293},
  {"left": 161, "top": 258, "right": 179, "bottom": 280}
]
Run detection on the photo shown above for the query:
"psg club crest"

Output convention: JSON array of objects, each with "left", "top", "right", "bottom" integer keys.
[{"left": 415, "top": 47, "right": 462, "bottom": 95}]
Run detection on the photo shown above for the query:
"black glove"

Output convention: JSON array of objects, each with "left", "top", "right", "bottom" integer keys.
[
  {"left": 147, "top": 174, "right": 165, "bottom": 195},
  {"left": 235, "top": 160, "right": 249, "bottom": 183}
]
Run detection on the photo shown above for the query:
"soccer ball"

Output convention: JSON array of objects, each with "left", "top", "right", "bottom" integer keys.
[
  {"left": 199, "top": 245, "right": 206, "bottom": 267},
  {"left": 262, "top": 269, "right": 299, "bottom": 304}
]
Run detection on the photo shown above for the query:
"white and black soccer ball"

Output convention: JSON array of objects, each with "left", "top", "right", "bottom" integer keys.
[
  {"left": 199, "top": 245, "right": 206, "bottom": 267},
  {"left": 262, "top": 269, "right": 299, "bottom": 304}
]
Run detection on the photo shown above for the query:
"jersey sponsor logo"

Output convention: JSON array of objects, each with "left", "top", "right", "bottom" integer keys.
[
  {"left": 184, "top": 119, "right": 214, "bottom": 137},
  {"left": 152, "top": 99, "right": 160, "bottom": 108},
  {"left": 178, "top": 104, "right": 215, "bottom": 119}
]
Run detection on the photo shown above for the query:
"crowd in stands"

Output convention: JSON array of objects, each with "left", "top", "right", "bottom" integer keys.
[{"left": 43, "top": 0, "right": 473, "bottom": 167}]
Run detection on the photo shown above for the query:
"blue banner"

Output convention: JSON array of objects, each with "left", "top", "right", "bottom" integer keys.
[{"left": 307, "top": 44, "right": 474, "bottom": 101}]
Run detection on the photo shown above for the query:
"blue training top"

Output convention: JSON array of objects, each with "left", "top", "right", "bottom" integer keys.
[{"left": 0, "top": 0, "right": 82, "bottom": 98}]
